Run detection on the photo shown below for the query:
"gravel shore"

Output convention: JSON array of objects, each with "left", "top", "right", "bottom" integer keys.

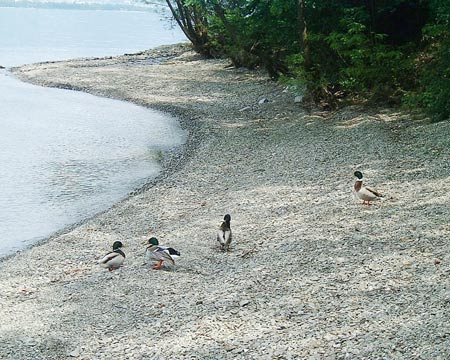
[{"left": 2, "top": 44, "right": 449, "bottom": 359}]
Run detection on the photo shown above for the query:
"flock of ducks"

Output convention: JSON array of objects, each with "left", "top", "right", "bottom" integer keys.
[
  {"left": 99, "top": 214, "right": 232, "bottom": 271},
  {"left": 99, "top": 170, "right": 385, "bottom": 271}
]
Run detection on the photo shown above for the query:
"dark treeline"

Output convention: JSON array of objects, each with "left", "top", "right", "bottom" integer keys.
[{"left": 161, "top": 0, "right": 449, "bottom": 121}]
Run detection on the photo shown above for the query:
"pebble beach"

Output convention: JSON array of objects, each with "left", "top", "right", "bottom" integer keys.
[{"left": 1, "top": 43, "right": 449, "bottom": 359}]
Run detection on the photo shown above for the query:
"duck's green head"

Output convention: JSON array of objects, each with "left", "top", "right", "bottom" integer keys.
[
  {"left": 112, "top": 241, "right": 123, "bottom": 250},
  {"left": 224, "top": 214, "right": 231, "bottom": 223},
  {"left": 354, "top": 171, "right": 363, "bottom": 180},
  {"left": 148, "top": 237, "right": 159, "bottom": 246}
]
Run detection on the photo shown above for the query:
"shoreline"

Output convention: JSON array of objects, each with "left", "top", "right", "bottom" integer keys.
[
  {"left": 1, "top": 43, "right": 449, "bottom": 359},
  {"left": 1, "top": 47, "right": 195, "bottom": 262},
  {"left": 0, "top": 47, "right": 195, "bottom": 263}
]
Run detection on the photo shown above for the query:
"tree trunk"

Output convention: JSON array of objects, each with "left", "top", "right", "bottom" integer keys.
[
  {"left": 366, "top": 0, "right": 376, "bottom": 43},
  {"left": 298, "top": 0, "right": 311, "bottom": 70},
  {"left": 165, "top": 0, "right": 212, "bottom": 57}
]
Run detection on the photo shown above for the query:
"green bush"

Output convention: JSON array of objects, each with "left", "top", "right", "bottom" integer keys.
[
  {"left": 406, "top": 0, "right": 450, "bottom": 121},
  {"left": 166, "top": 0, "right": 449, "bottom": 120}
]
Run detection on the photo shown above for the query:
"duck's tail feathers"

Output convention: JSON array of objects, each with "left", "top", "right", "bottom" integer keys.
[
  {"left": 366, "top": 186, "right": 384, "bottom": 199},
  {"left": 167, "top": 248, "right": 181, "bottom": 257}
]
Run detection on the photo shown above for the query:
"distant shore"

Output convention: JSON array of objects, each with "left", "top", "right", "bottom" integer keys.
[{"left": 1, "top": 43, "right": 449, "bottom": 359}]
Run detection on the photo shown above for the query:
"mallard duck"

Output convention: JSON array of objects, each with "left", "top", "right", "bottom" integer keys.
[
  {"left": 217, "top": 214, "right": 232, "bottom": 251},
  {"left": 354, "top": 171, "right": 384, "bottom": 205},
  {"left": 99, "top": 241, "right": 125, "bottom": 271},
  {"left": 145, "top": 237, "right": 180, "bottom": 270}
]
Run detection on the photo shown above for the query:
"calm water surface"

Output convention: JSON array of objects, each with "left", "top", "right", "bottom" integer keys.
[
  {"left": 0, "top": 5, "right": 183, "bottom": 66},
  {"left": 0, "top": 3, "right": 187, "bottom": 257}
]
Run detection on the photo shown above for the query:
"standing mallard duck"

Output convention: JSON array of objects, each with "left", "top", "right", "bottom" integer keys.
[
  {"left": 98, "top": 241, "right": 125, "bottom": 271},
  {"left": 145, "top": 237, "right": 180, "bottom": 270},
  {"left": 354, "top": 171, "right": 384, "bottom": 205},
  {"left": 217, "top": 214, "right": 232, "bottom": 251}
]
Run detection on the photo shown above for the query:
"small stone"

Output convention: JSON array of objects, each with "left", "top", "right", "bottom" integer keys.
[
  {"left": 239, "top": 300, "right": 250, "bottom": 307},
  {"left": 294, "top": 95, "right": 303, "bottom": 103},
  {"left": 224, "top": 343, "right": 237, "bottom": 352},
  {"left": 258, "top": 98, "right": 268, "bottom": 104},
  {"left": 68, "top": 347, "right": 81, "bottom": 357},
  {"left": 23, "top": 337, "right": 36, "bottom": 346},
  {"left": 232, "top": 348, "right": 244, "bottom": 354}
]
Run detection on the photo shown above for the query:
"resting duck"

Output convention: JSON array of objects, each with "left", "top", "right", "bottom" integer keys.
[
  {"left": 217, "top": 214, "right": 232, "bottom": 251},
  {"left": 99, "top": 241, "right": 125, "bottom": 271},
  {"left": 145, "top": 237, "right": 180, "bottom": 270},
  {"left": 354, "top": 171, "right": 384, "bottom": 205}
]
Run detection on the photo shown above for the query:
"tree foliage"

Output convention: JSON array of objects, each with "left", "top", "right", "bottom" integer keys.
[
  {"left": 406, "top": 0, "right": 450, "bottom": 121},
  {"left": 164, "top": 0, "right": 449, "bottom": 120}
]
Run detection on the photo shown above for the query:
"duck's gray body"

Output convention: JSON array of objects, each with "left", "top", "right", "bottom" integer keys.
[
  {"left": 146, "top": 244, "right": 180, "bottom": 267},
  {"left": 99, "top": 241, "right": 125, "bottom": 270},
  {"left": 353, "top": 171, "right": 384, "bottom": 204}
]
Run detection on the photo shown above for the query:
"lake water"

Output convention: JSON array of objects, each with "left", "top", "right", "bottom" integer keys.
[
  {"left": 0, "top": 3, "right": 185, "bottom": 67},
  {"left": 0, "top": 2, "right": 187, "bottom": 257}
]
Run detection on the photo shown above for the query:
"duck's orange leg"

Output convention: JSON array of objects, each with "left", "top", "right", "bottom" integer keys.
[{"left": 152, "top": 260, "right": 163, "bottom": 270}]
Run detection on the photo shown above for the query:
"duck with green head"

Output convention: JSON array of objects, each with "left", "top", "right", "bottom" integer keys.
[
  {"left": 98, "top": 241, "right": 125, "bottom": 271},
  {"left": 217, "top": 214, "right": 232, "bottom": 251},
  {"left": 354, "top": 171, "right": 384, "bottom": 205},
  {"left": 145, "top": 237, "right": 180, "bottom": 270}
]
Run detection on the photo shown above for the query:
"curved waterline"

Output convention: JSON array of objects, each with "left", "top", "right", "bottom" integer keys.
[{"left": 0, "top": 71, "right": 187, "bottom": 257}]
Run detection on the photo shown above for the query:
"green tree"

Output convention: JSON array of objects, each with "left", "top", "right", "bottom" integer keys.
[
  {"left": 164, "top": 0, "right": 449, "bottom": 120},
  {"left": 408, "top": 0, "right": 450, "bottom": 120}
]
